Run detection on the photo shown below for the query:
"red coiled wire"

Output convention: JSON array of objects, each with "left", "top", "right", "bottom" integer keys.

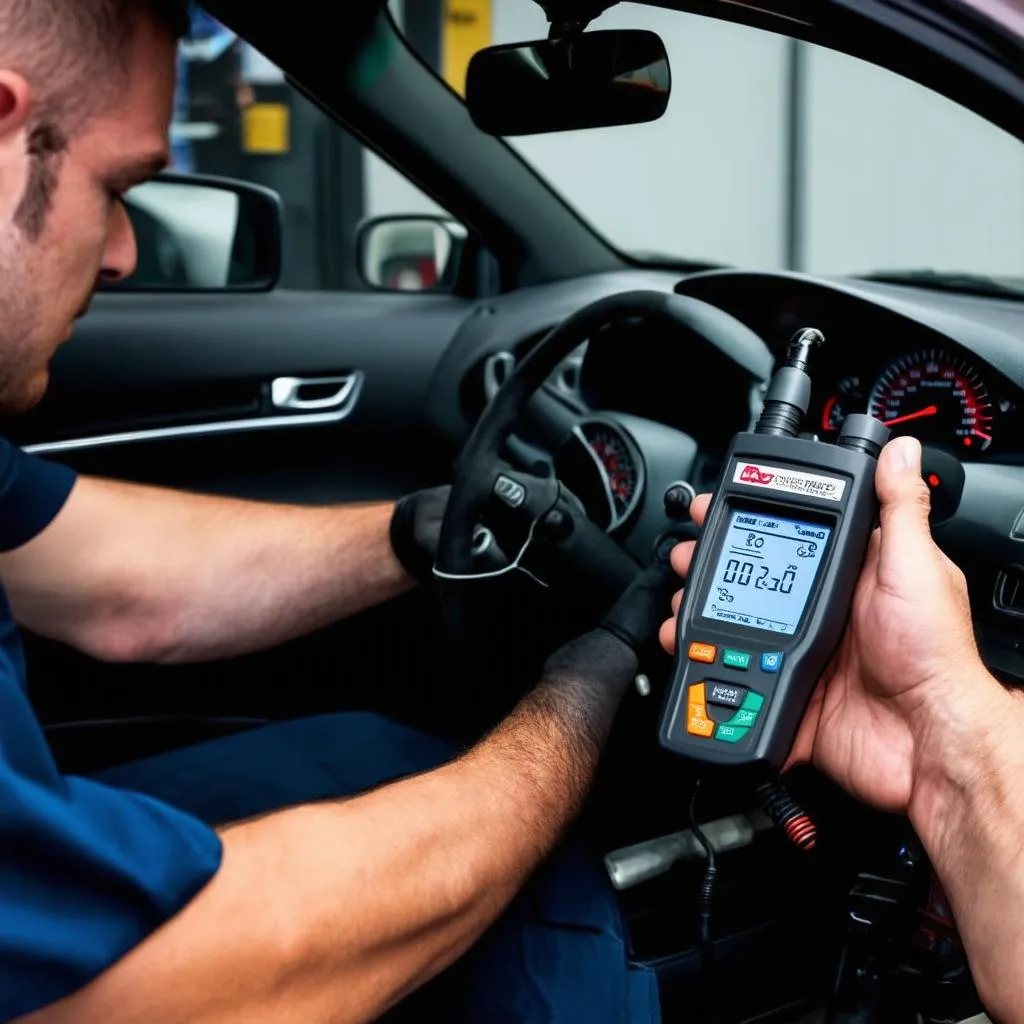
[
  {"left": 783, "top": 812, "right": 817, "bottom": 852},
  {"left": 757, "top": 778, "right": 818, "bottom": 853}
]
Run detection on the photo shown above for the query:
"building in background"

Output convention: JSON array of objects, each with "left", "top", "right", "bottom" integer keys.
[{"left": 171, "top": 6, "right": 238, "bottom": 173}]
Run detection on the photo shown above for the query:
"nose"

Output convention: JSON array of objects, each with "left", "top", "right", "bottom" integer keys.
[{"left": 98, "top": 199, "right": 138, "bottom": 283}]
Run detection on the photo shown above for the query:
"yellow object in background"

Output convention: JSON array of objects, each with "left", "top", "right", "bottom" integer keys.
[
  {"left": 442, "top": 0, "right": 492, "bottom": 97},
  {"left": 242, "top": 103, "right": 290, "bottom": 155}
]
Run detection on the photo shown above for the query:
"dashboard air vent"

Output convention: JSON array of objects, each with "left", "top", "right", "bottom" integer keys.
[
  {"left": 483, "top": 351, "right": 516, "bottom": 403},
  {"left": 482, "top": 346, "right": 586, "bottom": 407}
]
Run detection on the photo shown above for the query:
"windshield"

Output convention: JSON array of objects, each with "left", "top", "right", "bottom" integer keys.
[{"left": 395, "top": 1, "right": 1024, "bottom": 290}]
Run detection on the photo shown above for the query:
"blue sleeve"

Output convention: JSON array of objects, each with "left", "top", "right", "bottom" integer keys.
[
  {"left": 0, "top": 768, "right": 223, "bottom": 1020},
  {"left": 0, "top": 441, "right": 77, "bottom": 551},
  {"left": 0, "top": 439, "right": 223, "bottom": 1019}
]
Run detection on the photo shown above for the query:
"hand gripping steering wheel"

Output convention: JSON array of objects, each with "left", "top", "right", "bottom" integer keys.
[{"left": 435, "top": 289, "right": 769, "bottom": 640}]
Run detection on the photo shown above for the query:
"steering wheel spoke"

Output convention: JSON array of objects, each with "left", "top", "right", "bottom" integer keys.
[
  {"left": 437, "top": 289, "right": 769, "bottom": 641},
  {"left": 521, "top": 384, "right": 585, "bottom": 453}
]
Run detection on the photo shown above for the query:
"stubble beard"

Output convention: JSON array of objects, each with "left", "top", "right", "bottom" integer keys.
[{"left": 0, "top": 228, "right": 54, "bottom": 417}]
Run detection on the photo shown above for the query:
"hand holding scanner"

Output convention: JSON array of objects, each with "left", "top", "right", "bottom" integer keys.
[{"left": 659, "top": 329, "right": 890, "bottom": 768}]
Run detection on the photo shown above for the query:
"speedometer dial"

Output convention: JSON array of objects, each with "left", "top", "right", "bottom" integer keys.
[
  {"left": 581, "top": 421, "right": 642, "bottom": 523},
  {"left": 868, "top": 349, "right": 994, "bottom": 453}
]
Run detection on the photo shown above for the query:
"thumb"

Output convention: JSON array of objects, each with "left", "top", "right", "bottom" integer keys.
[{"left": 876, "top": 435, "right": 934, "bottom": 569}]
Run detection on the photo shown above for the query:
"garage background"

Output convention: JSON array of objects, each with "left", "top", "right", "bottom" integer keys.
[{"left": 174, "top": 1, "right": 1024, "bottom": 290}]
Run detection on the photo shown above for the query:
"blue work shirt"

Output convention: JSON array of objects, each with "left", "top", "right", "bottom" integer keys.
[{"left": 0, "top": 441, "right": 223, "bottom": 1021}]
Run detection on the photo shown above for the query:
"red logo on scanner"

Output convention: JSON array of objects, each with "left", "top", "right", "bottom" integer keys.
[{"left": 739, "top": 465, "right": 775, "bottom": 486}]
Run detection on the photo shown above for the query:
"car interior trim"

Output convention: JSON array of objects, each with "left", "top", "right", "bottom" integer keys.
[{"left": 23, "top": 372, "right": 365, "bottom": 455}]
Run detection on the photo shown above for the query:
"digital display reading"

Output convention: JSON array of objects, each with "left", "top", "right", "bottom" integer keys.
[{"left": 700, "top": 510, "right": 832, "bottom": 636}]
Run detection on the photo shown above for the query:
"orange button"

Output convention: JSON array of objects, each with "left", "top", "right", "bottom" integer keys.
[
  {"left": 688, "top": 642, "right": 717, "bottom": 664},
  {"left": 687, "top": 704, "right": 715, "bottom": 738},
  {"left": 686, "top": 686, "right": 714, "bottom": 738}
]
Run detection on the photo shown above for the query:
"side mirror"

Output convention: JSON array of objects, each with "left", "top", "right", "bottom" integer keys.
[
  {"left": 105, "top": 173, "right": 283, "bottom": 292},
  {"left": 466, "top": 29, "right": 670, "bottom": 136},
  {"left": 356, "top": 215, "right": 468, "bottom": 293}
]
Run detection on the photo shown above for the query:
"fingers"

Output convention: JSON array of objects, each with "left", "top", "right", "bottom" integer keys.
[
  {"left": 691, "top": 493, "right": 711, "bottom": 528},
  {"left": 659, "top": 589, "right": 685, "bottom": 655},
  {"left": 660, "top": 494, "right": 711, "bottom": 656},
  {"left": 659, "top": 616, "right": 676, "bottom": 655},
  {"left": 875, "top": 436, "right": 936, "bottom": 575},
  {"left": 670, "top": 540, "right": 695, "bottom": 579},
  {"left": 668, "top": 495, "right": 711, "bottom": 578}
]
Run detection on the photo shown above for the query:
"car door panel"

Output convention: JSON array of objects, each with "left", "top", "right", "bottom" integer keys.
[
  {"left": 11, "top": 290, "right": 475, "bottom": 765},
  {"left": 9, "top": 291, "right": 471, "bottom": 499}
]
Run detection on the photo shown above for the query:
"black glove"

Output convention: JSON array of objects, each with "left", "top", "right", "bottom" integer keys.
[
  {"left": 541, "top": 556, "right": 679, "bottom": 697},
  {"left": 390, "top": 485, "right": 451, "bottom": 584},
  {"left": 597, "top": 555, "right": 679, "bottom": 657}
]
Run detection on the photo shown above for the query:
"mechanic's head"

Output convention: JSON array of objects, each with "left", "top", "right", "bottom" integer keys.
[{"left": 0, "top": 0, "right": 187, "bottom": 412}]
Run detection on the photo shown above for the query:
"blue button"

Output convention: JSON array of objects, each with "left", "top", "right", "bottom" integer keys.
[{"left": 760, "top": 652, "right": 783, "bottom": 673}]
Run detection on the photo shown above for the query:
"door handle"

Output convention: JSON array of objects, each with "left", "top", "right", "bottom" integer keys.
[{"left": 270, "top": 375, "right": 358, "bottom": 412}]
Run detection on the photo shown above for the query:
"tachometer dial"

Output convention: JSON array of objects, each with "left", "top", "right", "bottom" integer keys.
[
  {"left": 868, "top": 349, "right": 994, "bottom": 452},
  {"left": 820, "top": 376, "right": 865, "bottom": 434}
]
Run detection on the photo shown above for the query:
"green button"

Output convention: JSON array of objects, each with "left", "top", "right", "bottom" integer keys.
[
  {"left": 729, "top": 708, "right": 759, "bottom": 728},
  {"left": 715, "top": 723, "right": 749, "bottom": 743},
  {"left": 722, "top": 649, "right": 751, "bottom": 670},
  {"left": 741, "top": 691, "right": 765, "bottom": 713}
]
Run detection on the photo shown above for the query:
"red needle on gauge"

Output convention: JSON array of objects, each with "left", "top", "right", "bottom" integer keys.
[{"left": 883, "top": 404, "right": 939, "bottom": 428}]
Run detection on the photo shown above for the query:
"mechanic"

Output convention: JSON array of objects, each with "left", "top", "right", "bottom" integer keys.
[
  {"left": 661, "top": 439, "right": 1024, "bottom": 1023},
  {"left": 0, "top": 5, "right": 1020, "bottom": 1024},
  {"left": 0, "top": 2, "right": 672, "bottom": 1022}
]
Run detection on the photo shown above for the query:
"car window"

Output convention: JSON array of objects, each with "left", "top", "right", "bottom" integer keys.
[
  {"left": 398, "top": 0, "right": 1024, "bottom": 288},
  {"left": 171, "top": 4, "right": 446, "bottom": 291}
]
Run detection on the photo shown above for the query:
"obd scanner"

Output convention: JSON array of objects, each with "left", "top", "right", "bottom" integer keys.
[{"left": 659, "top": 328, "right": 890, "bottom": 768}]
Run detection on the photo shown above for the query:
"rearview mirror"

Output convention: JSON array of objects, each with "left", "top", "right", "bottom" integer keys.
[
  {"left": 356, "top": 215, "right": 468, "bottom": 293},
  {"left": 466, "top": 29, "right": 670, "bottom": 136},
  {"left": 105, "top": 174, "right": 282, "bottom": 292}
]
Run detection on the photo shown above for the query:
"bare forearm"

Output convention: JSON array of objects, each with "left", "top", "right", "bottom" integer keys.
[
  {"left": 151, "top": 493, "right": 411, "bottom": 662},
  {"left": 28, "top": 633, "right": 636, "bottom": 1024},
  {"left": 909, "top": 676, "right": 1024, "bottom": 1021},
  {"left": 0, "top": 477, "right": 412, "bottom": 662}
]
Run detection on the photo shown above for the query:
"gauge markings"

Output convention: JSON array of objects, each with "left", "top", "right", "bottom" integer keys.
[
  {"left": 820, "top": 376, "right": 864, "bottom": 433},
  {"left": 580, "top": 420, "right": 643, "bottom": 527},
  {"left": 867, "top": 348, "right": 994, "bottom": 452}
]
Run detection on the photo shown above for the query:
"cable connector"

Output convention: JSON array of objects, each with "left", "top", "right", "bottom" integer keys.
[
  {"left": 688, "top": 778, "right": 717, "bottom": 1014},
  {"left": 754, "top": 327, "right": 824, "bottom": 438},
  {"left": 756, "top": 777, "right": 817, "bottom": 853}
]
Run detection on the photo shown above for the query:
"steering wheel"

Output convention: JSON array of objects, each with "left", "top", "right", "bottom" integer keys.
[{"left": 435, "top": 289, "right": 770, "bottom": 641}]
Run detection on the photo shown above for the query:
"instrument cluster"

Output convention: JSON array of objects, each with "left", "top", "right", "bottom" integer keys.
[{"left": 816, "top": 346, "right": 1002, "bottom": 456}]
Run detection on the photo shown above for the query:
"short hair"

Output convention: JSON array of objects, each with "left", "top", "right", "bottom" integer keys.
[
  {"left": 0, "top": 0, "right": 190, "bottom": 239},
  {"left": 1, "top": 0, "right": 190, "bottom": 127}
]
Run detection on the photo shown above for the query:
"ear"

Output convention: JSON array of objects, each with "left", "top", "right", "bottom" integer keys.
[{"left": 0, "top": 71, "right": 32, "bottom": 142}]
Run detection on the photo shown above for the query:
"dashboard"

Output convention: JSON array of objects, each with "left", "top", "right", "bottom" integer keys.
[
  {"left": 674, "top": 271, "right": 1024, "bottom": 463},
  {"left": 438, "top": 268, "right": 1024, "bottom": 479},
  {"left": 427, "top": 265, "right": 1024, "bottom": 684},
  {"left": 815, "top": 348, "right": 999, "bottom": 455}
]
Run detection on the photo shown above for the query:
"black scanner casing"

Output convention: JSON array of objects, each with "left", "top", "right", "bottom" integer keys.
[{"left": 658, "top": 432, "right": 881, "bottom": 768}]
